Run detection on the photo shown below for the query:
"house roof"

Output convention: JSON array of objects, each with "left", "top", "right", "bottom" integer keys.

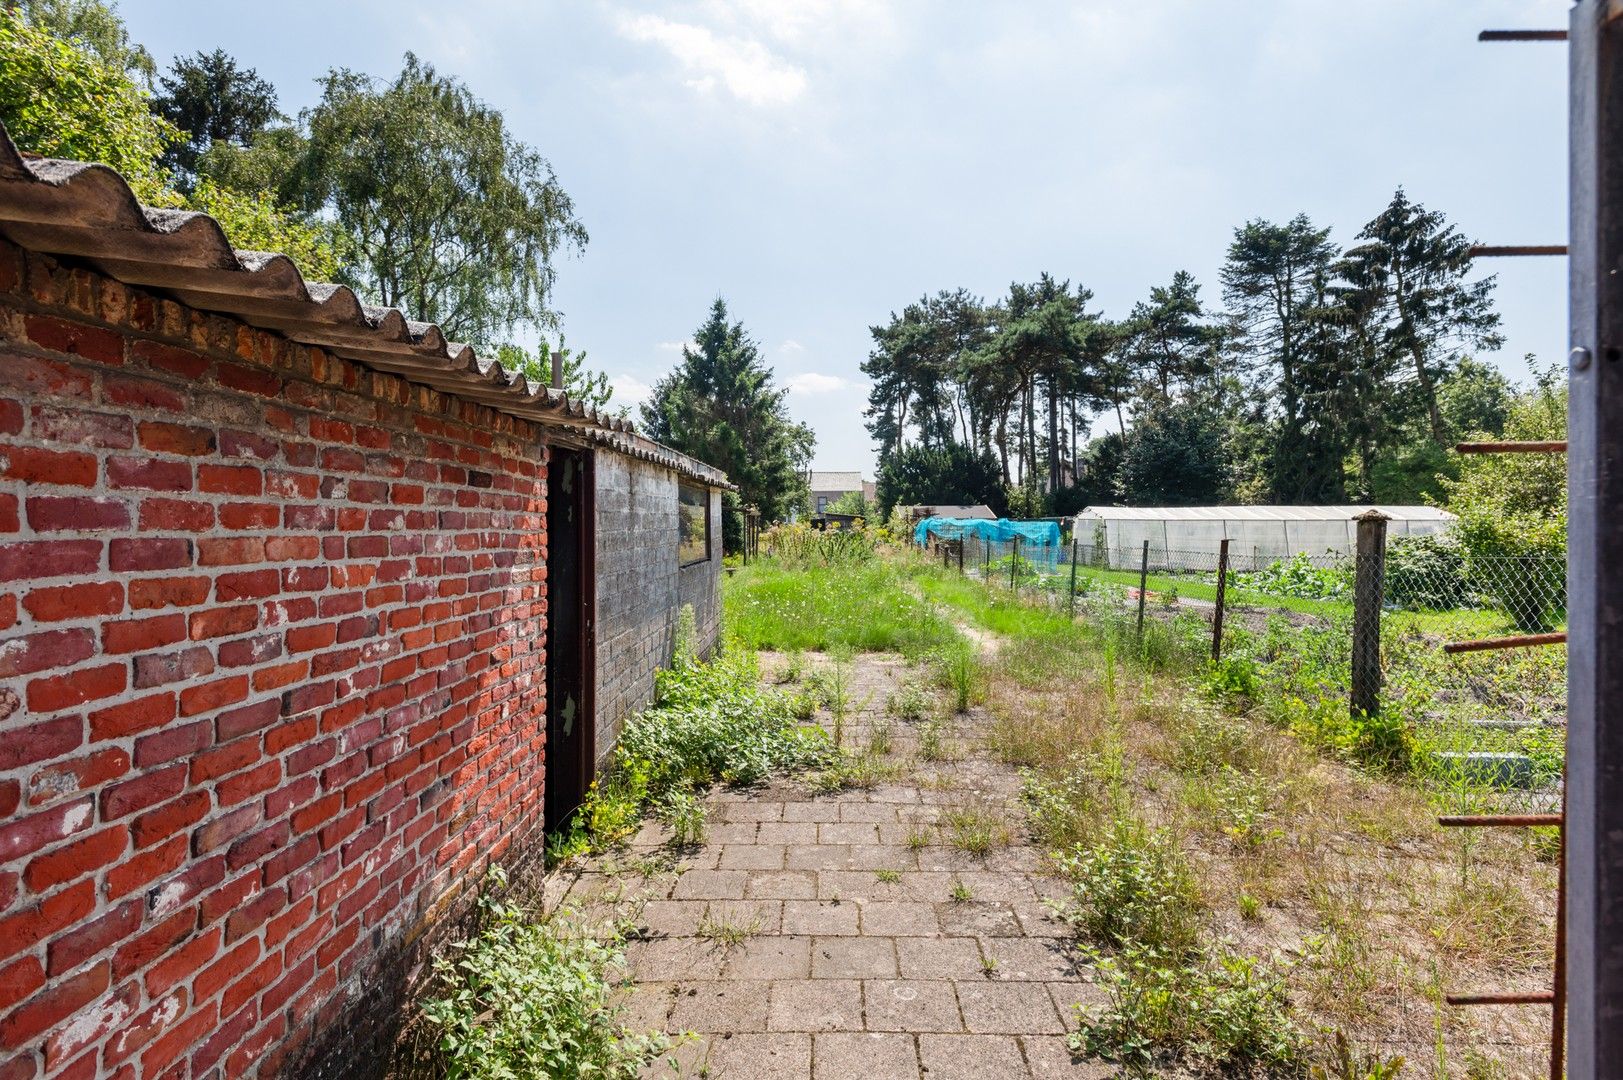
[
  {"left": 0, "top": 123, "right": 730, "bottom": 489},
  {"left": 903, "top": 504, "right": 997, "bottom": 520},
  {"left": 1075, "top": 505, "right": 1455, "bottom": 522},
  {"left": 809, "top": 471, "right": 865, "bottom": 492}
]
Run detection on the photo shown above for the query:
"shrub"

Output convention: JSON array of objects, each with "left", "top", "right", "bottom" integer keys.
[
  {"left": 1072, "top": 945, "right": 1306, "bottom": 1077},
  {"left": 760, "top": 521, "right": 877, "bottom": 567},
  {"left": 1383, "top": 533, "right": 1468, "bottom": 610},
  {"left": 423, "top": 868, "right": 671, "bottom": 1079},
  {"left": 1052, "top": 817, "right": 1202, "bottom": 959},
  {"left": 565, "top": 607, "right": 832, "bottom": 853}
]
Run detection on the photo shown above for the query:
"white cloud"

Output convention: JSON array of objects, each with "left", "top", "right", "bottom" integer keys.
[
  {"left": 656, "top": 339, "right": 696, "bottom": 353},
  {"left": 610, "top": 373, "right": 654, "bottom": 408},
  {"left": 786, "top": 372, "right": 850, "bottom": 395},
  {"left": 779, "top": 339, "right": 806, "bottom": 354},
  {"left": 615, "top": 12, "right": 808, "bottom": 106}
]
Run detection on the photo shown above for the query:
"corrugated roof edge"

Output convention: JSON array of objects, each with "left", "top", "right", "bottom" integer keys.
[{"left": 0, "top": 123, "right": 731, "bottom": 490}]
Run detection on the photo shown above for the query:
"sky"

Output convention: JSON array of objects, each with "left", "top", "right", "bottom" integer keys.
[{"left": 116, "top": 0, "right": 1570, "bottom": 476}]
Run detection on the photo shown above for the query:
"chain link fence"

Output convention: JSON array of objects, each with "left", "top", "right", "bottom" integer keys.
[{"left": 925, "top": 528, "right": 1567, "bottom": 812}]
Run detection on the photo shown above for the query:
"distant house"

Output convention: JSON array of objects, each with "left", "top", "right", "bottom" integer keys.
[
  {"left": 808, "top": 470, "right": 874, "bottom": 512},
  {"left": 901, "top": 503, "right": 998, "bottom": 522}
]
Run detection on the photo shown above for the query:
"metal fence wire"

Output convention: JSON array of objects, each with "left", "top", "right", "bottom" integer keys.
[{"left": 927, "top": 529, "right": 1567, "bottom": 811}]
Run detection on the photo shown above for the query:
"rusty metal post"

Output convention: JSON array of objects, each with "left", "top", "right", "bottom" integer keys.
[
  {"left": 957, "top": 538, "right": 964, "bottom": 574},
  {"left": 1011, "top": 536, "right": 1020, "bottom": 592},
  {"left": 550, "top": 349, "right": 563, "bottom": 390},
  {"left": 1068, "top": 539, "right": 1080, "bottom": 618},
  {"left": 1567, "top": 2, "right": 1623, "bottom": 1070},
  {"left": 1212, "top": 538, "right": 1230, "bottom": 663},
  {"left": 1350, "top": 511, "right": 1389, "bottom": 720},
  {"left": 1135, "top": 539, "right": 1150, "bottom": 638}
]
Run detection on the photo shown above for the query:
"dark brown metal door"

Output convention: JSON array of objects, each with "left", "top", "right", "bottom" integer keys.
[{"left": 544, "top": 446, "right": 595, "bottom": 833}]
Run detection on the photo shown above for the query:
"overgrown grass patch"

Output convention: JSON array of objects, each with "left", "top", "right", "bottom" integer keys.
[{"left": 724, "top": 559, "right": 961, "bottom": 655}]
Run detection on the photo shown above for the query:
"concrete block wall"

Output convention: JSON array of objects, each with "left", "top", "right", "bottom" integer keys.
[
  {"left": 0, "top": 238, "right": 551, "bottom": 1079},
  {"left": 593, "top": 454, "right": 721, "bottom": 761}
]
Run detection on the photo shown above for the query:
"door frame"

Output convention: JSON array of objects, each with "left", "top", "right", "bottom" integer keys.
[{"left": 543, "top": 442, "right": 597, "bottom": 832}]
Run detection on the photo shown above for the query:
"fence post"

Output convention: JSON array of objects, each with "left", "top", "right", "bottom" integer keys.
[
  {"left": 1135, "top": 539, "right": 1150, "bottom": 637},
  {"left": 1212, "top": 538, "right": 1230, "bottom": 662},
  {"left": 1011, "top": 536, "right": 1020, "bottom": 592},
  {"left": 1068, "top": 539, "right": 1079, "bottom": 618},
  {"left": 1350, "top": 511, "right": 1389, "bottom": 719}
]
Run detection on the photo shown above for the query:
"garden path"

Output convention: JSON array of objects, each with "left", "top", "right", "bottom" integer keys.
[{"left": 549, "top": 651, "right": 1112, "bottom": 1079}]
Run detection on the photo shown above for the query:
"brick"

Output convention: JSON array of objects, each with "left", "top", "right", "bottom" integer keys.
[
  {"left": 89, "top": 693, "right": 177, "bottom": 740},
  {"left": 106, "top": 456, "right": 193, "bottom": 491},
  {"left": 191, "top": 804, "right": 259, "bottom": 854},
  {"left": 215, "top": 761, "right": 279, "bottom": 806},
  {"left": 104, "top": 371, "right": 185, "bottom": 411},
  {"left": 285, "top": 624, "right": 337, "bottom": 654},
  {"left": 109, "top": 537, "right": 190, "bottom": 572},
  {"left": 22, "top": 827, "right": 125, "bottom": 891},
  {"left": 30, "top": 405, "right": 133, "bottom": 449},
  {"left": 132, "top": 649, "right": 213, "bottom": 690},
  {"left": 0, "top": 960, "right": 109, "bottom": 1050},
  {"left": 139, "top": 999, "right": 217, "bottom": 1076},
  {"left": 213, "top": 698, "right": 279, "bottom": 741},
  {"left": 137, "top": 498, "right": 214, "bottom": 531},
  {"left": 198, "top": 465, "right": 262, "bottom": 495},
  {"left": 179, "top": 676, "right": 248, "bottom": 717},
  {"left": 0, "top": 956, "right": 45, "bottom": 1015},
  {"left": 0, "top": 446, "right": 97, "bottom": 487},
  {"left": 144, "top": 925, "right": 219, "bottom": 997},
  {"left": 197, "top": 537, "right": 263, "bottom": 567},
  {"left": 187, "top": 605, "right": 258, "bottom": 641},
  {"left": 218, "top": 501, "right": 278, "bottom": 530},
  {"left": 134, "top": 720, "right": 212, "bottom": 768},
  {"left": 111, "top": 909, "right": 194, "bottom": 983},
  {"left": 127, "top": 576, "right": 210, "bottom": 610},
  {"left": 26, "top": 748, "right": 128, "bottom": 807},
  {"left": 27, "top": 663, "right": 126, "bottom": 713},
  {"left": 100, "top": 764, "right": 186, "bottom": 820},
  {"left": 24, "top": 315, "right": 122, "bottom": 365},
  {"left": 0, "top": 798, "right": 94, "bottom": 862},
  {"left": 0, "top": 350, "right": 93, "bottom": 400},
  {"left": 145, "top": 856, "right": 224, "bottom": 920},
  {"left": 102, "top": 614, "right": 186, "bottom": 654},
  {"left": 131, "top": 792, "right": 210, "bottom": 849},
  {"left": 131, "top": 339, "right": 209, "bottom": 377},
  {"left": 46, "top": 901, "right": 140, "bottom": 976},
  {"left": 214, "top": 571, "right": 277, "bottom": 607},
  {"left": 0, "top": 540, "right": 101, "bottom": 582},
  {"left": 22, "top": 582, "right": 124, "bottom": 622},
  {"left": 104, "top": 835, "right": 186, "bottom": 900},
  {"left": 217, "top": 362, "right": 280, "bottom": 398},
  {"left": 26, "top": 495, "right": 130, "bottom": 532},
  {"left": 137, "top": 421, "right": 216, "bottom": 456},
  {"left": 0, "top": 881, "right": 94, "bottom": 954},
  {"left": 0, "top": 715, "right": 83, "bottom": 769}
]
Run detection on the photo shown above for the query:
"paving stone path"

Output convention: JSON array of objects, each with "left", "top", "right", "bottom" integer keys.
[{"left": 550, "top": 653, "right": 1111, "bottom": 1079}]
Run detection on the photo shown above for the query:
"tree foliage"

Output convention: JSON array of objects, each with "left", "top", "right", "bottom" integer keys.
[
  {"left": 642, "top": 300, "right": 814, "bottom": 535},
  {"left": 495, "top": 336, "right": 615, "bottom": 413},
  {"left": 296, "top": 55, "right": 587, "bottom": 350},
  {"left": 0, "top": 7, "right": 175, "bottom": 199},
  {"left": 153, "top": 48, "right": 280, "bottom": 180},
  {"left": 15, "top": 0, "right": 153, "bottom": 81},
  {"left": 874, "top": 443, "right": 1006, "bottom": 517}
]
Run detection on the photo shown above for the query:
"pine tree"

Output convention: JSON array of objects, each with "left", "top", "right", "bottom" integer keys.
[{"left": 642, "top": 299, "right": 814, "bottom": 535}]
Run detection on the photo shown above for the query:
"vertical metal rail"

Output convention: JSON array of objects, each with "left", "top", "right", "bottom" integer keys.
[
  {"left": 1135, "top": 539, "right": 1149, "bottom": 638},
  {"left": 1568, "top": 2, "right": 1623, "bottom": 1072},
  {"left": 1436, "top": 20, "right": 1588, "bottom": 1079}
]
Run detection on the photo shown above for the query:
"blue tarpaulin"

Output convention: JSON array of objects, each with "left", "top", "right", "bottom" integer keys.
[{"left": 914, "top": 517, "right": 1063, "bottom": 568}]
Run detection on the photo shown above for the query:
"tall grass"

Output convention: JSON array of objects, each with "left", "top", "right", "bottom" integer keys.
[{"left": 725, "top": 559, "right": 961, "bottom": 656}]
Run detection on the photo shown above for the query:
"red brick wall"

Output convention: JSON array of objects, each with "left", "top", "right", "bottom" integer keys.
[{"left": 0, "top": 239, "right": 550, "bottom": 1079}]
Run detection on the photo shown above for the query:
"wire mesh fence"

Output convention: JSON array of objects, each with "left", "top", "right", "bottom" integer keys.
[{"left": 924, "top": 529, "right": 1567, "bottom": 813}]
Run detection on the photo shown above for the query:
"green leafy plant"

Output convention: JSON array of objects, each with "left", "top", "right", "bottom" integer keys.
[
  {"left": 423, "top": 867, "right": 672, "bottom": 1080},
  {"left": 1051, "top": 817, "right": 1202, "bottom": 959},
  {"left": 1071, "top": 945, "right": 1306, "bottom": 1077},
  {"left": 658, "top": 786, "right": 706, "bottom": 848}
]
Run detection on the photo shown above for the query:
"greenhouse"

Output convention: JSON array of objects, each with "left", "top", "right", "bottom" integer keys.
[{"left": 1073, "top": 505, "right": 1456, "bottom": 569}]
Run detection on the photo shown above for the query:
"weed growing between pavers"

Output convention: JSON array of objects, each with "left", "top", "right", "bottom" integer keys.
[
  {"left": 418, "top": 867, "right": 676, "bottom": 1080},
  {"left": 552, "top": 606, "right": 833, "bottom": 861}
]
